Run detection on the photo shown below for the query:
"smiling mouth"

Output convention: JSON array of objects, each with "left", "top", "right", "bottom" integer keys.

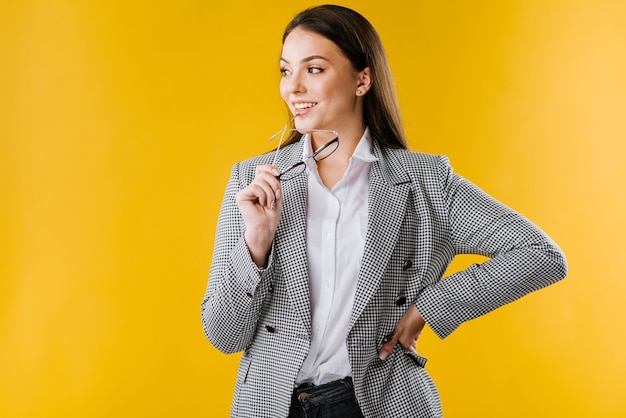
[{"left": 294, "top": 102, "right": 317, "bottom": 111}]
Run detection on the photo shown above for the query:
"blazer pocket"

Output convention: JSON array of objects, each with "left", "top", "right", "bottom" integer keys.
[{"left": 237, "top": 354, "right": 253, "bottom": 383}]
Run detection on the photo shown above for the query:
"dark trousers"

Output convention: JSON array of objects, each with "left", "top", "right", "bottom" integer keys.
[{"left": 288, "top": 377, "right": 364, "bottom": 418}]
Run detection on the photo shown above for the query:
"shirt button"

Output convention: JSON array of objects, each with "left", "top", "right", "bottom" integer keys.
[
  {"left": 326, "top": 233, "right": 333, "bottom": 240},
  {"left": 298, "top": 392, "right": 310, "bottom": 402}
]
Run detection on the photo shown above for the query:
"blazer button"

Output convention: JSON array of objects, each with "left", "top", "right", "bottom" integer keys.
[
  {"left": 402, "top": 260, "right": 413, "bottom": 270},
  {"left": 265, "top": 325, "right": 276, "bottom": 333},
  {"left": 245, "top": 291, "right": 254, "bottom": 299},
  {"left": 395, "top": 294, "right": 407, "bottom": 306}
]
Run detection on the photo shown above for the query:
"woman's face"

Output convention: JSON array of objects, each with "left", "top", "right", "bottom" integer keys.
[{"left": 280, "top": 27, "right": 369, "bottom": 133}]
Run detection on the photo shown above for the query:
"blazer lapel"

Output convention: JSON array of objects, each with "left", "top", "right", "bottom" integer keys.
[
  {"left": 273, "top": 141, "right": 312, "bottom": 336},
  {"left": 350, "top": 143, "right": 411, "bottom": 330}
]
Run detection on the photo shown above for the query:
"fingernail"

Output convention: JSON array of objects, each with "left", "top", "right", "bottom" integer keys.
[
  {"left": 275, "top": 188, "right": 281, "bottom": 200},
  {"left": 270, "top": 201, "right": 276, "bottom": 210},
  {"left": 378, "top": 351, "right": 389, "bottom": 361},
  {"left": 272, "top": 168, "right": 280, "bottom": 176}
]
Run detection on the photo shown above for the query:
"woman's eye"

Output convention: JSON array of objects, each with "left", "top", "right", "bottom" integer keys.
[
  {"left": 308, "top": 66, "right": 323, "bottom": 74},
  {"left": 280, "top": 68, "right": 291, "bottom": 77}
]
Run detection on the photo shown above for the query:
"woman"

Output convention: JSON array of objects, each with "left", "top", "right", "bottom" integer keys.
[{"left": 201, "top": 5, "right": 567, "bottom": 417}]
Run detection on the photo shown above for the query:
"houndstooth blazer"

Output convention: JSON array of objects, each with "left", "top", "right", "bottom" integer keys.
[{"left": 201, "top": 137, "right": 567, "bottom": 417}]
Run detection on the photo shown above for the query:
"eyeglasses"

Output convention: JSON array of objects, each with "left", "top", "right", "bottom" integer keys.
[{"left": 268, "top": 123, "right": 339, "bottom": 181}]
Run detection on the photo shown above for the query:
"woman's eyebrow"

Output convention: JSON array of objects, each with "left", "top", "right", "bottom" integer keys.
[{"left": 280, "top": 55, "right": 330, "bottom": 64}]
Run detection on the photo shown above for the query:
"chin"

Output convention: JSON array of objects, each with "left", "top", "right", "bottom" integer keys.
[
  {"left": 294, "top": 122, "right": 318, "bottom": 132},
  {"left": 297, "top": 118, "right": 330, "bottom": 130}
]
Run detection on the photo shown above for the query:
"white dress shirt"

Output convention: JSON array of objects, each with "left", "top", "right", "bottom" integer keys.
[{"left": 295, "top": 128, "right": 378, "bottom": 386}]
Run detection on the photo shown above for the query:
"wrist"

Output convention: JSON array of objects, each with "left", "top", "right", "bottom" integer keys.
[{"left": 244, "top": 229, "right": 272, "bottom": 268}]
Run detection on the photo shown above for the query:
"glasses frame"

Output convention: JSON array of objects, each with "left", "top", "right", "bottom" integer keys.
[{"left": 268, "top": 126, "right": 340, "bottom": 181}]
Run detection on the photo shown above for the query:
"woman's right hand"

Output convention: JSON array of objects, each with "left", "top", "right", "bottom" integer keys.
[{"left": 235, "top": 165, "right": 283, "bottom": 267}]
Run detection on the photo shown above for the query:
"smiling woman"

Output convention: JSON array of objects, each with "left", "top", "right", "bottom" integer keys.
[
  {"left": 2, "top": 0, "right": 624, "bottom": 417},
  {"left": 201, "top": 4, "right": 567, "bottom": 418}
]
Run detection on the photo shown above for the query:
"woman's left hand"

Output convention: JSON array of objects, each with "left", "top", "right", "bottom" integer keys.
[{"left": 378, "top": 304, "right": 426, "bottom": 361}]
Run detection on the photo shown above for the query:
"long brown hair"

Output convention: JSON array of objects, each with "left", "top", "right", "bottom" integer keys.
[{"left": 279, "top": 5, "right": 407, "bottom": 149}]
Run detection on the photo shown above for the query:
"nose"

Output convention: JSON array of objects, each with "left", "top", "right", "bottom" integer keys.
[{"left": 281, "top": 70, "right": 305, "bottom": 95}]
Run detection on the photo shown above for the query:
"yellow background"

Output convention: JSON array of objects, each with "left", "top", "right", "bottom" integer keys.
[{"left": 1, "top": 0, "right": 625, "bottom": 416}]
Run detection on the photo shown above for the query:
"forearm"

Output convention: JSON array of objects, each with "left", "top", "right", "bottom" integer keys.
[
  {"left": 201, "top": 236, "right": 274, "bottom": 353},
  {"left": 416, "top": 241, "right": 567, "bottom": 339}
]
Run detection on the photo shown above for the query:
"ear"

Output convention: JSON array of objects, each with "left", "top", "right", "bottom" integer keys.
[{"left": 355, "top": 67, "right": 372, "bottom": 96}]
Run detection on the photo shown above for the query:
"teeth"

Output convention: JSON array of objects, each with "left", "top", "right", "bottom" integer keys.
[{"left": 294, "top": 102, "right": 316, "bottom": 110}]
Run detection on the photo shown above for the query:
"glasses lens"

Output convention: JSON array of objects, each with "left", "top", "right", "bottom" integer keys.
[{"left": 312, "top": 138, "right": 339, "bottom": 162}]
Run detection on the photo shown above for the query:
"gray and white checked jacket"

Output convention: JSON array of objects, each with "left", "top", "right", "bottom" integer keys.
[{"left": 201, "top": 138, "right": 567, "bottom": 417}]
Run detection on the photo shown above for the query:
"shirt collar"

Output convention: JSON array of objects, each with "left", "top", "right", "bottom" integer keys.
[{"left": 352, "top": 127, "right": 378, "bottom": 163}]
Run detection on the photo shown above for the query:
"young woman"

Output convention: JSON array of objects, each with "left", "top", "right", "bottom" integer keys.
[{"left": 201, "top": 5, "right": 567, "bottom": 417}]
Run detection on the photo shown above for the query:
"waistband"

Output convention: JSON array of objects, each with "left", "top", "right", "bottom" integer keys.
[{"left": 292, "top": 377, "right": 355, "bottom": 407}]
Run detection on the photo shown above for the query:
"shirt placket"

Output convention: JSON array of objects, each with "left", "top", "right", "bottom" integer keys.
[{"left": 310, "top": 190, "right": 339, "bottom": 347}]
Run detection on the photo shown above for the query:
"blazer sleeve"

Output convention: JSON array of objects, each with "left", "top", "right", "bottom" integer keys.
[
  {"left": 201, "top": 162, "right": 275, "bottom": 354},
  {"left": 415, "top": 156, "right": 568, "bottom": 339}
]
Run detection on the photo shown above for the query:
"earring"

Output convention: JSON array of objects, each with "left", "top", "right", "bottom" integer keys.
[{"left": 357, "top": 89, "right": 362, "bottom": 96}]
